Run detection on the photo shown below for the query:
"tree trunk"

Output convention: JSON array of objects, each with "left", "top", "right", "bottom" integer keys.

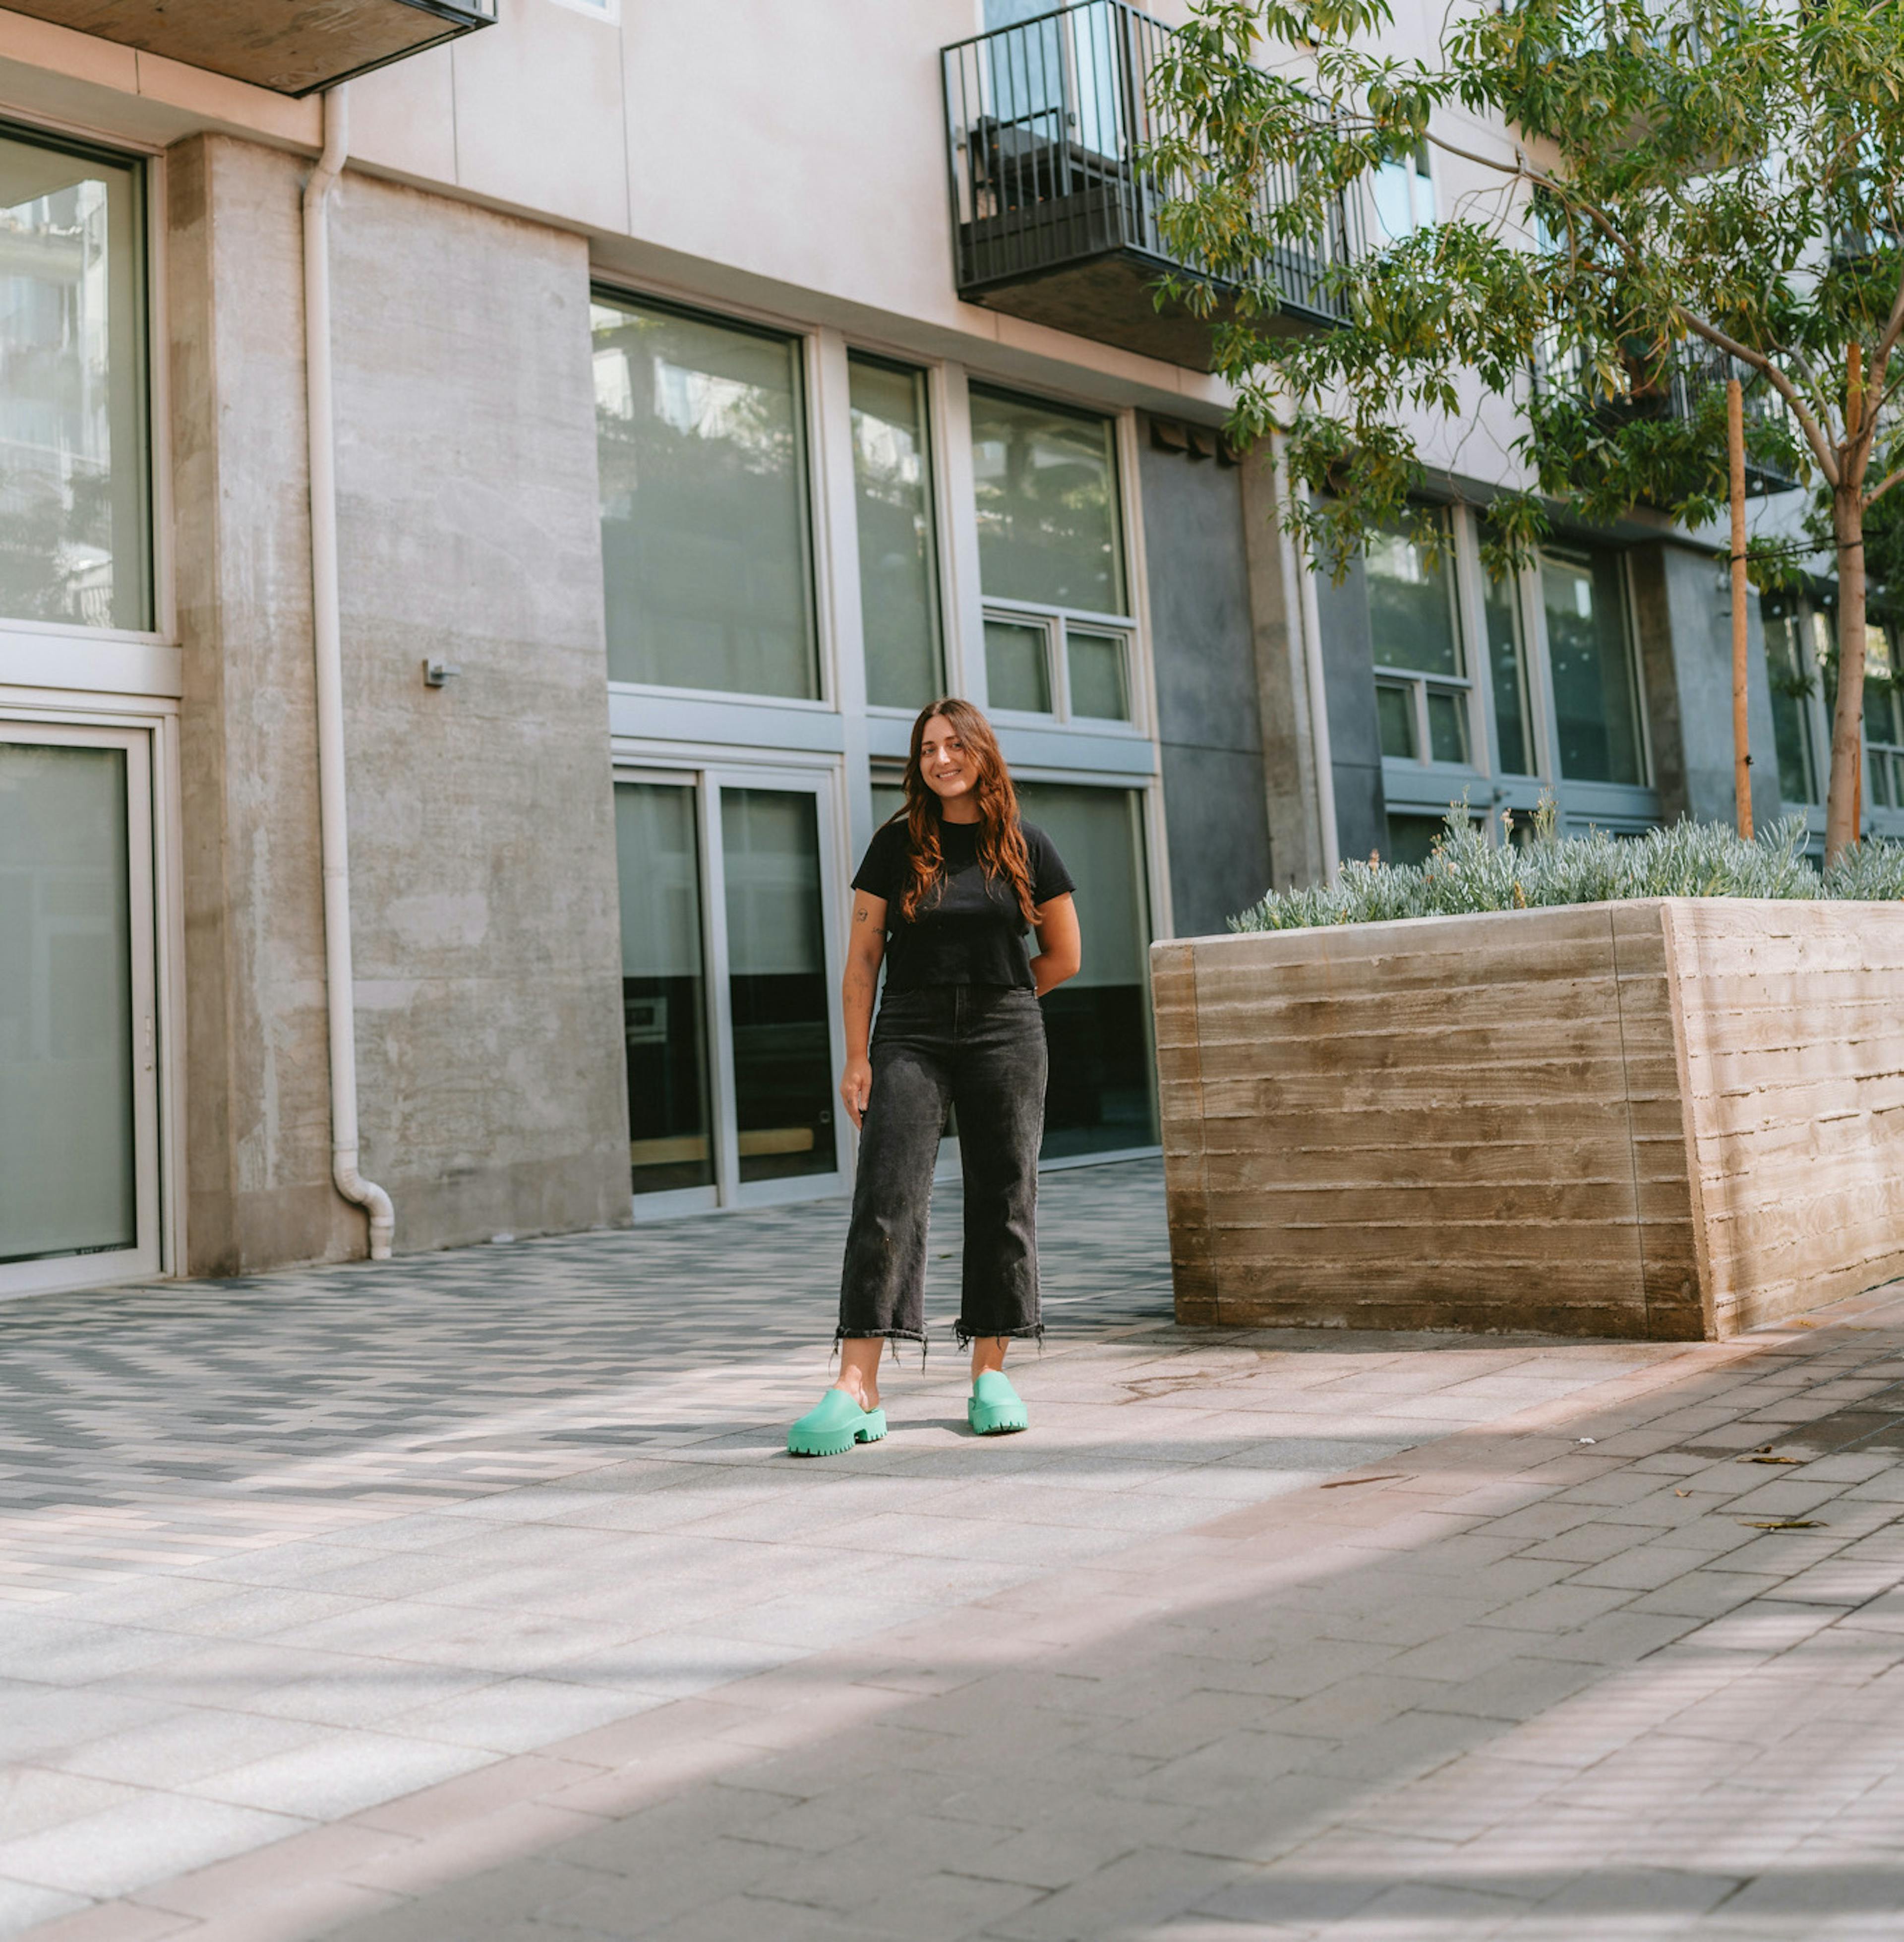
[
  {"left": 1727, "top": 379, "right": 1752, "bottom": 839},
  {"left": 1825, "top": 486, "right": 1869, "bottom": 866}
]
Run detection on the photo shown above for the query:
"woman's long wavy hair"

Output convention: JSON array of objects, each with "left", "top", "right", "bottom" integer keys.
[{"left": 891, "top": 698, "right": 1037, "bottom": 926}]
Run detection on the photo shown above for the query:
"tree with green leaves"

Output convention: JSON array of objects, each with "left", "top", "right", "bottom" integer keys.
[{"left": 1150, "top": 0, "right": 1904, "bottom": 862}]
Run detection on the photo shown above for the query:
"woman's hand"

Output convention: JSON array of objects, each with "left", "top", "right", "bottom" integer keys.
[{"left": 840, "top": 1055, "right": 873, "bottom": 1129}]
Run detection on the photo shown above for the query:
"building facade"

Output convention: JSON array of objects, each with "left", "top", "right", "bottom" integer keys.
[{"left": 0, "top": 0, "right": 1865, "bottom": 1300}]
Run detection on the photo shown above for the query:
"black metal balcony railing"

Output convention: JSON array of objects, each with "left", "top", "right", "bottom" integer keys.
[
  {"left": 1533, "top": 334, "right": 1800, "bottom": 497},
  {"left": 9, "top": 0, "right": 497, "bottom": 97},
  {"left": 942, "top": 1, "right": 1362, "bottom": 370}
]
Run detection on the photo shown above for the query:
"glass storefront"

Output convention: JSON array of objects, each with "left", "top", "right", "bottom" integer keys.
[
  {"left": 1015, "top": 782, "right": 1155, "bottom": 1158},
  {"left": 0, "top": 126, "right": 150, "bottom": 632},
  {"left": 721, "top": 789, "right": 835, "bottom": 1184},
  {"left": 615, "top": 782, "right": 714, "bottom": 1196},
  {"left": 614, "top": 771, "right": 841, "bottom": 1209},
  {"left": 0, "top": 740, "right": 137, "bottom": 1266},
  {"left": 593, "top": 294, "right": 818, "bottom": 698}
]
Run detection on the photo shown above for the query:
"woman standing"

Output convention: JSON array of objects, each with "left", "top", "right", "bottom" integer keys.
[{"left": 788, "top": 698, "right": 1081, "bottom": 1457}]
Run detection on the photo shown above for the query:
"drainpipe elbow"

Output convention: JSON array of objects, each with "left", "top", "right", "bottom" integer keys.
[{"left": 334, "top": 1152, "right": 395, "bottom": 1261}]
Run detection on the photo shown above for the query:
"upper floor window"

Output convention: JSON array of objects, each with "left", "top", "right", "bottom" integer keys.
[
  {"left": 593, "top": 293, "right": 818, "bottom": 700},
  {"left": 1367, "top": 511, "right": 1471, "bottom": 767},
  {"left": 1762, "top": 596, "right": 1820, "bottom": 807},
  {"left": 1863, "top": 619, "right": 1904, "bottom": 810},
  {"left": 1371, "top": 138, "right": 1435, "bottom": 245},
  {"left": 848, "top": 355, "right": 944, "bottom": 711},
  {"left": 1541, "top": 544, "right": 1646, "bottom": 787},
  {"left": 970, "top": 385, "right": 1132, "bottom": 724},
  {"left": 0, "top": 126, "right": 150, "bottom": 633}
]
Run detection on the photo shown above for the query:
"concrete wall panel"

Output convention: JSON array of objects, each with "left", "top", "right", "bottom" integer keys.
[{"left": 169, "top": 136, "right": 628, "bottom": 1274}]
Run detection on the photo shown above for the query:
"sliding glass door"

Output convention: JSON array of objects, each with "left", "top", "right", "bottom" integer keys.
[
  {"left": 0, "top": 722, "right": 160, "bottom": 1296},
  {"left": 613, "top": 766, "right": 846, "bottom": 1215}
]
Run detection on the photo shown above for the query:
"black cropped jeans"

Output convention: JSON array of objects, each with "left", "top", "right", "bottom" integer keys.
[{"left": 837, "top": 983, "right": 1048, "bottom": 1352}]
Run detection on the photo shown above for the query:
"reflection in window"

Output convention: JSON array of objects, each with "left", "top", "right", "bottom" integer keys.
[
  {"left": 0, "top": 743, "right": 135, "bottom": 1263},
  {"left": 1762, "top": 601, "right": 1818, "bottom": 807},
  {"left": 1014, "top": 782, "right": 1155, "bottom": 1158},
  {"left": 1067, "top": 627, "right": 1129, "bottom": 720},
  {"left": 722, "top": 790, "right": 835, "bottom": 1183},
  {"left": 594, "top": 295, "right": 816, "bottom": 697},
  {"left": 1864, "top": 623, "right": 1904, "bottom": 811},
  {"left": 1366, "top": 514, "right": 1460, "bottom": 676},
  {"left": 1371, "top": 139, "right": 1435, "bottom": 245},
  {"left": 984, "top": 616, "right": 1051, "bottom": 713},
  {"left": 0, "top": 131, "right": 149, "bottom": 631},
  {"left": 970, "top": 387, "right": 1125, "bottom": 614},
  {"left": 1542, "top": 546, "right": 1645, "bottom": 786},
  {"left": 1486, "top": 572, "right": 1535, "bottom": 775},
  {"left": 615, "top": 783, "right": 714, "bottom": 1196},
  {"left": 849, "top": 356, "right": 943, "bottom": 710}
]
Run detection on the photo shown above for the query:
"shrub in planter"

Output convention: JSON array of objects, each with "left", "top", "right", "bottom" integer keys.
[
  {"left": 1232, "top": 804, "right": 1904, "bottom": 934},
  {"left": 1154, "top": 809, "right": 1904, "bottom": 1341}
]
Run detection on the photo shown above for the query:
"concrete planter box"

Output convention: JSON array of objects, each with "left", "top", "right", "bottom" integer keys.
[{"left": 1152, "top": 900, "right": 1904, "bottom": 1340}]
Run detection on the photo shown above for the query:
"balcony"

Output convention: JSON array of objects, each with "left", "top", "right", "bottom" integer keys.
[
  {"left": 8, "top": 0, "right": 496, "bottom": 97},
  {"left": 1533, "top": 334, "right": 1799, "bottom": 498},
  {"left": 942, "top": 1, "right": 1360, "bottom": 371}
]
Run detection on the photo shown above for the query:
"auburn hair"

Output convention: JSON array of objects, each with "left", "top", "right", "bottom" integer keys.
[{"left": 891, "top": 698, "right": 1037, "bottom": 926}]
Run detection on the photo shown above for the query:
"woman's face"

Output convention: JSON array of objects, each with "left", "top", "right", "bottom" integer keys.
[{"left": 918, "top": 715, "right": 981, "bottom": 804}]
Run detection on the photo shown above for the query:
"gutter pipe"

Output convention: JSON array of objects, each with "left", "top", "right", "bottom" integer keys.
[{"left": 302, "top": 85, "right": 394, "bottom": 1260}]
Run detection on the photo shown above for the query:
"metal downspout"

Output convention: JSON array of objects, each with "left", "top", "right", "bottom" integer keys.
[{"left": 302, "top": 86, "right": 394, "bottom": 1259}]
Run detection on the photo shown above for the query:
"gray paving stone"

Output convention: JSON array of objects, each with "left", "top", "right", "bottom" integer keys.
[{"left": 4, "top": 1165, "right": 1904, "bottom": 1938}]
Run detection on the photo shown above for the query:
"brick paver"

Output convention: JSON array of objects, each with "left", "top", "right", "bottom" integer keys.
[{"left": 3, "top": 1161, "right": 1904, "bottom": 1939}]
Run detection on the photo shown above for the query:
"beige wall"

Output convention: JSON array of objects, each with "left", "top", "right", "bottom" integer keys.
[{"left": 169, "top": 134, "right": 628, "bottom": 1273}]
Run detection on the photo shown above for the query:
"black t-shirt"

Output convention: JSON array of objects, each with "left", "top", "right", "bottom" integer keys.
[{"left": 852, "top": 812, "right": 1075, "bottom": 992}]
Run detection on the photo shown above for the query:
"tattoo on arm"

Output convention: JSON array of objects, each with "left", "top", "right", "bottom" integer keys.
[{"left": 854, "top": 908, "right": 868, "bottom": 922}]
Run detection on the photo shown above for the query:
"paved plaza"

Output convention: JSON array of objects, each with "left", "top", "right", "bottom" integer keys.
[{"left": 3, "top": 1160, "right": 1904, "bottom": 1940}]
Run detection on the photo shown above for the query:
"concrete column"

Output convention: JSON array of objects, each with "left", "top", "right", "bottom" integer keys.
[
  {"left": 169, "top": 134, "right": 630, "bottom": 1273},
  {"left": 1237, "top": 444, "right": 1326, "bottom": 891},
  {"left": 1630, "top": 541, "right": 1784, "bottom": 830}
]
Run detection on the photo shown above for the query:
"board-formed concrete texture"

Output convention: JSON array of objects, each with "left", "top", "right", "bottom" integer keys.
[
  {"left": 1154, "top": 899, "right": 1904, "bottom": 1340},
  {"left": 168, "top": 137, "right": 629, "bottom": 1275}
]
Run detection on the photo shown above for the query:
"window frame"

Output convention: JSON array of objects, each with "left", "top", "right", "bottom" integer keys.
[
  {"left": 0, "top": 117, "right": 168, "bottom": 667},
  {"left": 843, "top": 346, "right": 951, "bottom": 719},
  {"left": 591, "top": 282, "right": 829, "bottom": 711},
  {"left": 0, "top": 716, "right": 164, "bottom": 1298},
  {"left": 611, "top": 749, "right": 851, "bottom": 1218}
]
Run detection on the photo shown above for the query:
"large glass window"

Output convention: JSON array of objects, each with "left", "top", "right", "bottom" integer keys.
[
  {"left": 593, "top": 295, "right": 817, "bottom": 698},
  {"left": 1368, "top": 512, "right": 1471, "bottom": 768},
  {"left": 1014, "top": 782, "right": 1155, "bottom": 1158},
  {"left": 1863, "top": 622, "right": 1904, "bottom": 811},
  {"left": 0, "top": 742, "right": 135, "bottom": 1263},
  {"left": 722, "top": 789, "right": 835, "bottom": 1183},
  {"left": 616, "top": 783, "right": 714, "bottom": 1196},
  {"left": 849, "top": 356, "right": 943, "bottom": 710},
  {"left": 0, "top": 128, "right": 150, "bottom": 632},
  {"left": 1485, "top": 572, "right": 1535, "bottom": 776},
  {"left": 970, "top": 386, "right": 1125, "bottom": 615},
  {"left": 1542, "top": 545, "right": 1645, "bottom": 786},
  {"left": 1762, "top": 599, "right": 1819, "bottom": 807},
  {"left": 614, "top": 773, "right": 839, "bottom": 1207}
]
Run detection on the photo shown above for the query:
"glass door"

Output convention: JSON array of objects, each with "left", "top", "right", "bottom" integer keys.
[
  {"left": 614, "top": 766, "right": 846, "bottom": 1216},
  {"left": 0, "top": 722, "right": 160, "bottom": 1297}
]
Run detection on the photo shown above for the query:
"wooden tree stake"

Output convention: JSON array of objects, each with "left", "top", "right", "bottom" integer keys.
[{"left": 1727, "top": 377, "right": 1752, "bottom": 839}]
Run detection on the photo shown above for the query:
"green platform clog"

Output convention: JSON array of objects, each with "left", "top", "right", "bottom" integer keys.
[
  {"left": 968, "top": 1369, "right": 1028, "bottom": 1436},
  {"left": 787, "top": 1388, "right": 888, "bottom": 1458}
]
